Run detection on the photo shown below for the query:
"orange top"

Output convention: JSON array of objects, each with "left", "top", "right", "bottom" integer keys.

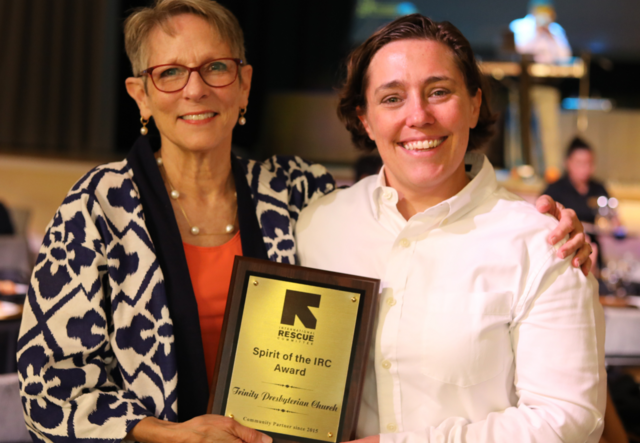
[{"left": 183, "top": 232, "right": 242, "bottom": 389}]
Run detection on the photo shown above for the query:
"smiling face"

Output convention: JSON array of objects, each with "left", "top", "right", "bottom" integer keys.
[
  {"left": 358, "top": 39, "right": 481, "bottom": 202},
  {"left": 126, "top": 13, "right": 252, "bottom": 155}
]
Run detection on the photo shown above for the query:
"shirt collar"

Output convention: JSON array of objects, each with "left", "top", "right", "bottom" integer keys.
[
  {"left": 369, "top": 152, "right": 499, "bottom": 224},
  {"left": 370, "top": 166, "right": 395, "bottom": 220}
]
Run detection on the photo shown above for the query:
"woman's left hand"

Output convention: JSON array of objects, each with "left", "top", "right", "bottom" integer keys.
[
  {"left": 536, "top": 195, "right": 592, "bottom": 276},
  {"left": 348, "top": 436, "right": 380, "bottom": 443}
]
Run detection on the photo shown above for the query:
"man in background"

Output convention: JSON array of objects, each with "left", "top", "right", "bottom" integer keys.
[{"left": 510, "top": 0, "right": 572, "bottom": 64}]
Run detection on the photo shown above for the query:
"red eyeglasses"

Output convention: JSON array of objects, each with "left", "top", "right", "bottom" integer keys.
[{"left": 138, "top": 58, "right": 244, "bottom": 92}]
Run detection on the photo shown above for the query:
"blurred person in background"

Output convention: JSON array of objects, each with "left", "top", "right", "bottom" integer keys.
[
  {"left": 0, "top": 201, "right": 14, "bottom": 235},
  {"left": 543, "top": 137, "right": 616, "bottom": 229},
  {"left": 0, "top": 201, "right": 22, "bottom": 295},
  {"left": 16, "top": 1, "right": 590, "bottom": 442},
  {"left": 543, "top": 137, "right": 623, "bottom": 271},
  {"left": 510, "top": 0, "right": 572, "bottom": 64}
]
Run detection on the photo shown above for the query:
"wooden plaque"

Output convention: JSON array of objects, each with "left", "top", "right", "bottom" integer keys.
[{"left": 209, "top": 256, "right": 380, "bottom": 443}]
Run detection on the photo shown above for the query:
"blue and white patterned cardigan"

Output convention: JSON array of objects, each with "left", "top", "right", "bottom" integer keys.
[{"left": 17, "top": 136, "right": 335, "bottom": 443}]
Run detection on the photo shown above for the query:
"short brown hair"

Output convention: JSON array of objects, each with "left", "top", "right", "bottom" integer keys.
[
  {"left": 337, "top": 14, "right": 496, "bottom": 151},
  {"left": 124, "top": 0, "right": 245, "bottom": 76},
  {"left": 566, "top": 136, "right": 592, "bottom": 158}
]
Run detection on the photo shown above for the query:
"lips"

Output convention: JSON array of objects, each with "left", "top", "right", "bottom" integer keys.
[
  {"left": 401, "top": 137, "right": 447, "bottom": 151},
  {"left": 180, "top": 112, "right": 217, "bottom": 121}
]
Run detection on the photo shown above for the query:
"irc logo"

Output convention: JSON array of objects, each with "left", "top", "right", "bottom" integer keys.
[{"left": 280, "top": 290, "right": 321, "bottom": 329}]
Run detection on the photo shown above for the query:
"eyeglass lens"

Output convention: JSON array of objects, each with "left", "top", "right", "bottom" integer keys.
[{"left": 152, "top": 59, "right": 238, "bottom": 92}]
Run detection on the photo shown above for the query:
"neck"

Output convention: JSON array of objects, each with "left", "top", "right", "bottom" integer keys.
[
  {"left": 158, "top": 141, "right": 234, "bottom": 201},
  {"left": 391, "top": 163, "right": 470, "bottom": 220}
]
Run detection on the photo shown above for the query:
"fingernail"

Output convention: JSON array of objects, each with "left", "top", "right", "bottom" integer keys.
[
  {"left": 549, "top": 236, "right": 556, "bottom": 243},
  {"left": 262, "top": 435, "right": 273, "bottom": 443}
]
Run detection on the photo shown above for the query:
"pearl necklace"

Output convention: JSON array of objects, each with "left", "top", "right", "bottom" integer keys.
[{"left": 156, "top": 157, "right": 237, "bottom": 236}]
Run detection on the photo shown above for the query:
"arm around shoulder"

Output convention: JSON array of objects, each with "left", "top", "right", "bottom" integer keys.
[{"left": 262, "top": 155, "right": 336, "bottom": 210}]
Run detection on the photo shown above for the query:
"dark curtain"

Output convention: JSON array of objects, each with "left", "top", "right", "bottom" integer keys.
[{"left": 0, "top": 0, "right": 120, "bottom": 157}]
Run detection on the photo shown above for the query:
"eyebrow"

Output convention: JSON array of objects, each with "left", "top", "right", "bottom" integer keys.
[{"left": 374, "top": 76, "right": 454, "bottom": 94}]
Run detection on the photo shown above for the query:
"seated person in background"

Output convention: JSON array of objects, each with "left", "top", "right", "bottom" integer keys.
[
  {"left": 0, "top": 201, "right": 14, "bottom": 235},
  {"left": 543, "top": 137, "right": 620, "bottom": 230},
  {"left": 543, "top": 137, "right": 619, "bottom": 271},
  {"left": 510, "top": 0, "right": 572, "bottom": 64},
  {"left": 0, "top": 201, "right": 20, "bottom": 294}
]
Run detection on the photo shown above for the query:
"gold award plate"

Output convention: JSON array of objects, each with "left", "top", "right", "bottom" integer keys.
[
  {"left": 227, "top": 275, "right": 359, "bottom": 442},
  {"left": 210, "top": 257, "right": 379, "bottom": 443}
]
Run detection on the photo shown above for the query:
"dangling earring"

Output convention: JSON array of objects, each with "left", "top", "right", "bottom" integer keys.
[
  {"left": 140, "top": 117, "right": 149, "bottom": 135},
  {"left": 238, "top": 108, "right": 247, "bottom": 126}
]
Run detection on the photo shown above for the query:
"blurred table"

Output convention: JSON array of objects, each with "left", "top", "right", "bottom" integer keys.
[
  {"left": 598, "top": 234, "right": 640, "bottom": 298},
  {"left": 600, "top": 234, "right": 640, "bottom": 260},
  {"left": 604, "top": 306, "right": 640, "bottom": 366}
]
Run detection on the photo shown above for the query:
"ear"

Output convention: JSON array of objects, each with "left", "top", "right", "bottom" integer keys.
[
  {"left": 469, "top": 88, "right": 482, "bottom": 129},
  {"left": 238, "top": 64, "right": 253, "bottom": 108},
  {"left": 357, "top": 106, "right": 375, "bottom": 141},
  {"left": 125, "top": 77, "right": 152, "bottom": 119}
]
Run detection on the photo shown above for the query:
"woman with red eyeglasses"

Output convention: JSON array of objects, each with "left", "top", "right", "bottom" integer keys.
[{"left": 16, "top": 1, "right": 591, "bottom": 443}]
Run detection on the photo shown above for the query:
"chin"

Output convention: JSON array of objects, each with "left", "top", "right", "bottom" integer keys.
[{"left": 410, "top": 163, "right": 447, "bottom": 180}]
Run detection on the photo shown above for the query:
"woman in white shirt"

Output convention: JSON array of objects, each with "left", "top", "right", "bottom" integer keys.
[{"left": 296, "top": 14, "right": 605, "bottom": 443}]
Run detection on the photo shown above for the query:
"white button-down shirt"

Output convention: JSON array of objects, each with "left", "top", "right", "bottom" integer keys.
[{"left": 295, "top": 153, "right": 605, "bottom": 443}]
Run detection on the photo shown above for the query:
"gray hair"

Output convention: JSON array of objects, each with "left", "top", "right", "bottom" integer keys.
[{"left": 124, "top": 0, "right": 246, "bottom": 76}]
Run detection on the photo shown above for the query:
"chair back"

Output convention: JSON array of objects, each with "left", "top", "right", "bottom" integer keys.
[
  {"left": 0, "top": 373, "right": 31, "bottom": 442},
  {"left": 7, "top": 208, "right": 30, "bottom": 237},
  {"left": 0, "top": 236, "right": 31, "bottom": 284}
]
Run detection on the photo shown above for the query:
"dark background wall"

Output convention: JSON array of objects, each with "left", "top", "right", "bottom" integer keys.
[
  {"left": 1, "top": 0, "right": 639, "bottom": 158},
  {"left": 352, "top": 0, "right": 640, "bottom": 59}
]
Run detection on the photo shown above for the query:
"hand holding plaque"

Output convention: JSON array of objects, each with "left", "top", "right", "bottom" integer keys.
[{"left": 209, "top": 257, "right": 379, "bottom": 443}]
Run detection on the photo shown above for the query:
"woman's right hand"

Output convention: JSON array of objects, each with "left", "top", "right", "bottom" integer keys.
[{"left": 127, "top": 415, "right": 273, "bottom": 443}]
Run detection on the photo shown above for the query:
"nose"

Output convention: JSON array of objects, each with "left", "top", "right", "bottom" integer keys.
[
  {"left": 405, "top": 96, "right": 435, "bottom": 127},
  {"left": 182, "top": 70, "right": 209, "bottom": 100}
]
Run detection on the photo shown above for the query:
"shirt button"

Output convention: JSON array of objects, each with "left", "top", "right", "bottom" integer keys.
[
  {"left": 383, "top": 190, "right": 393, "bottom": 200},
  {"left": 399, "top": 238, "right": 410, "bottom": 248},
  {"left": 381, "top": 360, "right": 392, "bottom": 369},
  {"left": 387, "top": 423, "right": 397, "bottom": 432},
  {"left": 386, "top": 298, "right": 397, "bottom": 306}
]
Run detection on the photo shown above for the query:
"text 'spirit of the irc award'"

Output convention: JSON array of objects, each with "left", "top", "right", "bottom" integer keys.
[{"left": 225, "top": 275, "right": 361, "bottom": 442}]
